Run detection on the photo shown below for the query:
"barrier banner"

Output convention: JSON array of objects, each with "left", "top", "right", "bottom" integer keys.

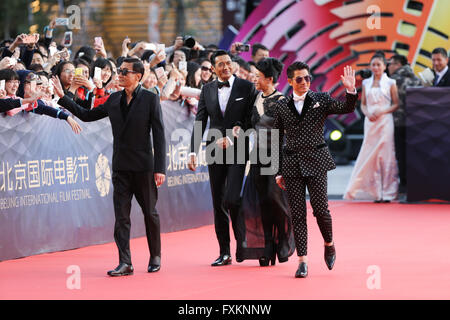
[
  {"left": 406, "top": 87, "right": 450, "bottom": 202},
  {"left": 0, "top": 101, "right": 212, "bottom": 261}
]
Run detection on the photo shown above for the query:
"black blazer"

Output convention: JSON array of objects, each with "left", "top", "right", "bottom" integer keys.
[
  {"left": 0, "top": 98, "right": 22, "bottom": 113},
  {"left": 190, "top": 76, "right": 257, "bottom": 154},
  {"left": 434, "top": 67, "right": 450, "bottom": 87},
  {"left": 273, "top": 90, "right": 358, "bottom": 177},
  {"left": 57, "top": 86, "right": 166, "bottom": 173}
]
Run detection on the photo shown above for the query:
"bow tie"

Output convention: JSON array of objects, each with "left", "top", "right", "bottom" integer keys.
[
  {"left": 218, "top": 80, "right": 230, "bottom": 89},
  {"left": 293, "top": 94, "right": 306, "bottom": 102}
]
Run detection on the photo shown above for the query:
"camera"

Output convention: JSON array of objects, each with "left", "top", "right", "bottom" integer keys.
[
  {"left": 358, "top": 69, "right": 372, "bottom": 79},
  {"left": 236, "top": 44, "right": 250, "bottom": 52},
  {"left": 183, "top": 36, "right": 196, "bottom": 48}
]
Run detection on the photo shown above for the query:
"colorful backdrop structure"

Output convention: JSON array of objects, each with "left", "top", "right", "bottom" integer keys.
[{"left": 233, "top": 0, "right": 450, "bottom": 129}]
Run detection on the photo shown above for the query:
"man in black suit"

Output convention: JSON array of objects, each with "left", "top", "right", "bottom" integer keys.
[
  {"left": 52, "top": 58, "right": 166, "bottom": 276},
  {"left": 188, "top": 50, "right": 257, "bottom": 266},
  {"left": 274, "top": 62, "right": 357, "bottom": 278},
  {"left": 432, "top": 48, "right": 450, "bottom": 87}
]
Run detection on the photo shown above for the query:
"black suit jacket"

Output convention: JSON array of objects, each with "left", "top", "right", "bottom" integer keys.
[
  {"left": 58, "top": 86, "right": 166, "bottom": 173},
  {"left": 273, "top": 90, "right": 358, "bottom": 177},
  {"left": 0, "top": 98, "right": 22, "bottom": 113},
  {"left": 434, "top": 67, "right": 450, "bottom": 87},
  {"left": 190, "top": 76, "right": 257, "bottom": 155}
]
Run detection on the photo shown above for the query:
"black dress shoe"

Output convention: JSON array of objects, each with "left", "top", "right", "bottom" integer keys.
[
  {"left": 211, "top": 254, "right": 232, "bottom": 266},
  {"left": 107, "top": 263, "right": 134, "bottom": 277},
  {"left": 295, "top": 262, "right": 308, "bottom": 278},
  {"left": 148, "top": 264, "right": 161, "bottom": 273},
  {"left": 259, "top": 257, "right": 269, "bottom": 267},
  {"left": 148, "top": 256, "right": 161, "bottom": 272},
  {"left": 324, "top": 244, "right": 336, "bottom": 270}
]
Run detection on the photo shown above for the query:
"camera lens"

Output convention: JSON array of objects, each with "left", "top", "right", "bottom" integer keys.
[{"left": 183, "top": 36, "right": 196, "bottom": 49}]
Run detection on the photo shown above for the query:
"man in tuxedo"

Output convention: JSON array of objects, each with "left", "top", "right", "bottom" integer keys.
[
  {"left": 274, "top": 62, "right": 357, "bottom": 278},
  {"left": 188, "top": 50, "right": 257, "bottom": 266},
  {"left": 52, "top": 58, "right": 166, "bottom": 276},
  {"left": 431, "top": 48, "right": 450, "bottom": 87}
]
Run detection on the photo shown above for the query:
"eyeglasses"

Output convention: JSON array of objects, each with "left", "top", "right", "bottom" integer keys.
[
  {"left": 25, "top": 73, "right": 38, "bottom": 81},
  {"left": 201, "top": 66, "right": 212, "bottom": 72},
  {"left": 117, "top": 68, "right": 139, "bottom": 76},
  {"left": 62, "top": 69, "right": 75, "bottom": 75},
  {"left": 294, "top": 75, "right": 311, "bottom": 84}
]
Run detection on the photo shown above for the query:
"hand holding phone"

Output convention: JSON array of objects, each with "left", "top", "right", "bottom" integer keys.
[
  {"left": 75, "top": 68, "right": 84, "bottom": 77},
  {"left": 30, "top": 80, "right": 36, "bottom": 93},
  {"left": 155, "top": 67, "right": 165, "bottom": 79},
  {"left": 94, "top": 37, "right": 103, "bottom": 47},
  {"left": 236, "top": 43, "right": 250, "bottom": 52},
  {"left": 55, "top": 18, "right": 69, "bottom": 26},
  {"left": 179, "top": 61, "right": 187, "bottom": 72},
  {"left": 94, "top": 67, "right": 102, "bottom": 81}
]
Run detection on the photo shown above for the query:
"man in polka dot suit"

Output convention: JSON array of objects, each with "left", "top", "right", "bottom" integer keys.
[{"left": 273, "top": 62, "right": 357, "bottom": 278}]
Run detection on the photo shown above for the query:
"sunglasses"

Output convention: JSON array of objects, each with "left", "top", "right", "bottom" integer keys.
[
  {"left": 294, "top": 75, "right": 312, "bottom": 84},
  {"left": 117, "top": 68, "right": 139, "bottom": 76},
  {"left": 201, "top": 66, "right": 212, "bottom": 72}
]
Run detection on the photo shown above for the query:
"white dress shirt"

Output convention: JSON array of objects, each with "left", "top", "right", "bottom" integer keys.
[
  {"left": 189, "top": 75, "right": 236, "bottom": 158},
  {"left": 292, "top": 91, "right": 308, "bottom": 115},
  {"left": 218, "top": 75, "right": 235, "bottom": 115}
]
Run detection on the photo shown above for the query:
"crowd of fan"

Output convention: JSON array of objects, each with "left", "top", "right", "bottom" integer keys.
[{"left": 0, "top": 18, "right": 274, "bottom": 134}]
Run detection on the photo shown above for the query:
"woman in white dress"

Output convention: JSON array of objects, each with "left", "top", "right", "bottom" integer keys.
[{"left": 344, "top": 54, "right": 399, "bottom": 202}]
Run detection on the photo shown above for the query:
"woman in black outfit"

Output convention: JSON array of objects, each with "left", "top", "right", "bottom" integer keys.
[{"left": 238, "top": 58, "right": 295, "bottom": 266}]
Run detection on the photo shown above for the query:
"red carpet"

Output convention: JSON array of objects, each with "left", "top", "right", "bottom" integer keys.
[{"left": 1, "top": 201, "right": 449, "bottom": 300}]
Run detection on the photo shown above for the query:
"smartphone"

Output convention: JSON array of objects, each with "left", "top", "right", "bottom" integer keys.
[
  {"left": 63, "top": 31, "right": 73, "bottom": 47},
  {"left": 236, "top": 44, "right": 251, "bottom": 52},
  {"left": 75, "top": 68, "right": 84, "bottom": 77},
  {"left": 156, "top": 43, "right": 165, "bottom": 52},
  {"left": 57, "top": 50, "right": 69, "bottom": 61},
  {"left": 94, "top": 67, "right": 102, "bottom": 80},
  {"left": 30, "top": 80, "right": 36, "bottom": 92},
  {"left": 48, "top": 82, "right": 54, "bottom": 95},
  {"left": 179, "top": 61, "right": 187, "bottom": 72},
  {"left": 94, "top": 37, "right": 103, "bottom": 47},
  {"left": 49, "top": 46, "right": 57, "bottom": 56},
  {"left": 55, "top": 18, "right": 69, "bottom": 26},
  {"left": 144, "top": 43, "right": 156, "bottom": 51},
  {"left": 0, "top": 80, "right": 5, "bottom": 91},
  {"left": 155, "top": 67, "right": 165, "bottom": 79}
]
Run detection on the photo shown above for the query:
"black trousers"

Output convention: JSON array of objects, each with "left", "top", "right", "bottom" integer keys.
[
  {"left": 394, "top": 125, "right": 407, "bottom": 190},
  {"left": 284, "top": 172, "right": 333, "bottom": 256},
  {"left": 112, "top": 170, "right": 160, "bottom": 265},
  {"left": 208, "top": 163, "right": 246, "bottom": 256}
]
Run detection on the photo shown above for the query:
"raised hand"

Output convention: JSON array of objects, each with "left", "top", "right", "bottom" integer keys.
[
  {"left": 66, "top": 116, "right": 82, "bottom": 134},
  {"left": 341, "top": 65, "right": 356, "bottom": 91},
  {"left": 74, "top": 75, "right": 95, "bottom": 91},
  {"left": 121, "top": 37, "right": 131, "bottom": 57},
  {"left": 51, "top": 76, "right": 65, "bottom": 98},
  {"left": 174, "top": 36, "right": 183, "bottom": 50}
]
